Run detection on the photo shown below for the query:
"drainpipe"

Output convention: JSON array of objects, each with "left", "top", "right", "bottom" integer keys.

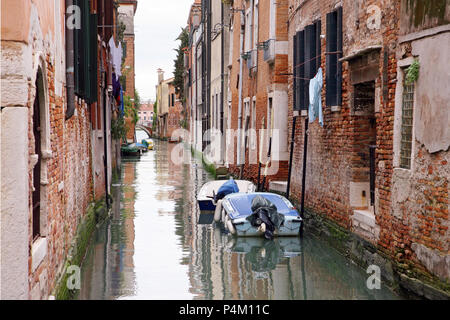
[
  {"left": 220, "top": 2, "right": 225, "bottom": 163},
  {"left": 65, "top": 0, "right": 75, "bottom": 119},
  {"left": 237, "top": 11, "right": 245, "bottom": 165},
  {"left": 103, "top": 70, "right": 110, "bottom": 210}
]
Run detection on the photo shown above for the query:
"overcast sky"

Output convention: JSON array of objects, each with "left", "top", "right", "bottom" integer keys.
[{"left": 135, "top": 1, "right": 192, "bottom": 102}]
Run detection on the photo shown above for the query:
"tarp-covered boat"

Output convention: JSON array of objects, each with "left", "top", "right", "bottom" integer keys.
[{"left": 219, "top": 193, "right": 302, "bottom": 238}]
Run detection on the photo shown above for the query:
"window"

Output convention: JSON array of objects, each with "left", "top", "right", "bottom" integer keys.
[
  {"left": 245, "top": 9, "right": 252, "bottom": 53},
  {"left": 326, "top": 7, "right": 343, "bottom": 107},
  {"left": 122, "top": 41, "right": 127, "bottom": 59},
  {"left": 354, "top": 81, "right": 375, "bottom": 113},
  {"left": 73, "top": 0, "right": 98, "bottom": 103},
  {"left": 293, "top": 21, "right": 321, "bottom": 110},
  {"left": 269, "top": 0, "right": 276, "bottom": 40},
  {"left": 251, "top": 98, "right": 256, "bottom": 149},
  {"left": 212, "top": 95, "right": 215, "bottom": 129},
  {"left": 32, "top": 87, "right": 41, "bottom": 240},
  {"left": 400, "top": 80, "right": 414, "bottom": 169},
  {"left": 268, "top": 97, "right": 273, "bottom": 132},
  {"left": 253, "top": 0, "right": 259, "bottom": 50},
  {"left": 244, "top": 100, "right": 250, "bottom": 150},
  {"left": 216, "top": 94, "right": 219, "bottom": 130},
  {"left": 120, "top": 75, "right": 126, "bottom": 92}
]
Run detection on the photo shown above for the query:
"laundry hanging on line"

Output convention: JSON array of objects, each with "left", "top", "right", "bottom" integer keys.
[
  {"left": 108, "top": 36, "right": 122, "bottom": 81},
  {"left": 308, "top": 67, "right": 323, "bottom": 127}
]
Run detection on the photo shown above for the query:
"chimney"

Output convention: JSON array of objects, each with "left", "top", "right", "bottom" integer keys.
[{"left": 157, "top": 68, "right": 164, "bottom": 84}]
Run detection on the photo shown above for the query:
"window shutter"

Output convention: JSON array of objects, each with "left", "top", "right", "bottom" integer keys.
[
  {"left": 326, "top": 10, "right": 337, "bottom": 106},
  {"left": 296, "top": 30, "right": 304, "bottom": 111},
  {"left": 74, "top": 0, "right": 86, "bottom": 97},
  {"left": 304, "top": 25, "right": 316, "bottom": 109},
  {"left": 336, "top": 7, "right": 343, "bottom": 106},
  {"left": 315, "top": 20, "right": 322, "bottom": 69},
  {"left": 293, "top": 33, "right": 298, "bottom": 111},
  {"left": 87, "top": 12, "right": 98, "bottom": 103}
]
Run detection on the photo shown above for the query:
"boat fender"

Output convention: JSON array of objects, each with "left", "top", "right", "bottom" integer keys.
[
  {"left": 214, "top": 200, "right": 223, "bottom": 222},
  {"left": 225, "top": 215, "right": 236, "bottom": 235},
  {"left": 257, "top": 223, "right": 266, "bottom": 234},
  {"left": 221, "top": 208, "right": 226, "bottom": 223}
]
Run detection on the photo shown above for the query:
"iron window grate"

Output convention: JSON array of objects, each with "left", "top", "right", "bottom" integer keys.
[{"left": 400, "top": 81, "right": 414, "bottom": 169}]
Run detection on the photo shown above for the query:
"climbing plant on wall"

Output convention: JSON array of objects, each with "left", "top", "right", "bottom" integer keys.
[{"left": 405, "top": 59, "right": 420, "bottom": 84}]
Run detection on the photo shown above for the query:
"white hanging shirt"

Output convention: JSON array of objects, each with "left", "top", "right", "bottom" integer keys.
[{"left": 108, "top": 36, "right": 122, "bottom": 80}]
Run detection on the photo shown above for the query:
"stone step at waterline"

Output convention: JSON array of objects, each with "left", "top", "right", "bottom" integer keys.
[{"left": 269, "top": 181, "right": 288, "bottom": 194}]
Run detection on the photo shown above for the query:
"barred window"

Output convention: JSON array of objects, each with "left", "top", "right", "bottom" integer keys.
[{"left": 400, "top": 80, "right": 414, "bottom": 169}]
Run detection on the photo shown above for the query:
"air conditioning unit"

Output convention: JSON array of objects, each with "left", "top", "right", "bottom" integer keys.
[{"left": 263, "top": 39, "right": 275, "bottom": 64}]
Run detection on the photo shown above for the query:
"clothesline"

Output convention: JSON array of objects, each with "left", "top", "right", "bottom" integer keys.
[{"left": 292, "top": 51, "right": 342, "bottom": 69}]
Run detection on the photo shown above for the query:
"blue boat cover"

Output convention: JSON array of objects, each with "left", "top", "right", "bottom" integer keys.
[
  {"left": 225, "top": 193, "right": 298, "bottom": 220},
  {"left": 215, "top": 178, "right": 239, "bottom": 201}
]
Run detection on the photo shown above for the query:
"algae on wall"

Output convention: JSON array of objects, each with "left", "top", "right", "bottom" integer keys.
[
  {"left": 402, "top": 0, "right": 450, "bottom": 33},
  {"left": 53, "top": 199, "right": 108, "bottom": 300}
]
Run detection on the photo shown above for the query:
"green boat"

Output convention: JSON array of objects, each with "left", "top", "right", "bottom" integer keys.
[{"left": 121, "top": 144, "right": 142, "bottom": 157}]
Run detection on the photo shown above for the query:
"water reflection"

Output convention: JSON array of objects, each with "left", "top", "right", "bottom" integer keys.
[{"left": 78, "top": 138, "right": 402, "bottom": 300}]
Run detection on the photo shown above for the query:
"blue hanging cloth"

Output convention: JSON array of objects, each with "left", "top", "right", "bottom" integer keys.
[
  {"left": 308, "top": 67, "right": 324, "bottom": 127},
  {"left": 120, "top": 87, "right": 124, "bottom": 117}
]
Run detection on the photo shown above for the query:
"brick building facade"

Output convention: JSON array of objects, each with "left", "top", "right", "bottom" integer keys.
[
  {"left": 226, "top": 0, "right": 290, "bottom": 190},
  {"left": 183, "top": 0, "right": 449, "bottom": 297},
  {"left": 286, "top": 0, "right": 449, "bottom": 296},
  {"left": 118, "top": 0, "right": 137, "bottom": 142},
  {"left": 1, "top": 0, "right": 123, "bottom": 299}
]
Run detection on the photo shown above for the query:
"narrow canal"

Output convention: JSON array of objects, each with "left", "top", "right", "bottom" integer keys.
[{"left": 77, "top": 131, "right": 403, "bottom": 300}]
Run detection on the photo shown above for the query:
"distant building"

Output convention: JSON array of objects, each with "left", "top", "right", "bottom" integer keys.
[
  {"left": 118, "top": 0, "right": 138, "bottom": 143},
  {"left": 138, "top": 102, "right": 154, "bottom": 127},
  {"left": 155, "top": 70, "right": 183, "bottom": 140}
]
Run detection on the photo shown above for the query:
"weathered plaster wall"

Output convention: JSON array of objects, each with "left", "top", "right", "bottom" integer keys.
[
  {"left": 0, "top": 0, "right": 31, "bottom": 42},
  {"left": 391, "top": 31, "right": 450, "bottom": 283},
  {"left": 0, "top": 107, "right": 29, "bottom": 300},
  {"left": 411, "top": 33, "right": 450, "bottom": 153}
]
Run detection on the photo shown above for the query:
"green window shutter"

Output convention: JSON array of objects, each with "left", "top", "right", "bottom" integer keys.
[
  {"left": 87, "top": 12, "right": 98, "bottom": 103},
  {"left": 293, "top": 33, "right": 297, "bottom": 111},
  {"left": 295, "top": 30, "right": 304, "bottom": 111},
  {"left": 326, "top": 8, "right": 342, "bottom": 107},
  {"left": 74, "top": 0, "right": 85, "bottom": 97},
  {"left": 74, "top": 0, "right": 97, "bottom": 103}
]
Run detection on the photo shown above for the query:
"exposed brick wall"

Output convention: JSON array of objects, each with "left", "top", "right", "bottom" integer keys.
[
  {"left": 286, "top": 0, "right": 449, "bottom": 287},
  {"left": 123, "top": 34, "right": 136, "bottom": 141},
  {"left": 27, "top": 53, "right": 94, "bottom": 299},
  {"left": 167, "top": 84, "right": 183, "bottom": 139}
]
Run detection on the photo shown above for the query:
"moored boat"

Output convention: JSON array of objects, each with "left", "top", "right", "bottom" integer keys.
[
  {"left": 197, "top": 179, "right": 256, "bottom": 213},
  {"left": 121, "top": 144, "right": 141, "bottom": 156},
  {"left": 219, "top": 192, "right": 302, "bottom": 238},
  {"left": 144, "top": 138, "right": 154, "bottom": 150}
]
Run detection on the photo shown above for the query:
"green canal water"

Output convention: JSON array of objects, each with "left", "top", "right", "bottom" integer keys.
[{"left": 77, "top": 134, "right": 404, "bottom": 300}]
